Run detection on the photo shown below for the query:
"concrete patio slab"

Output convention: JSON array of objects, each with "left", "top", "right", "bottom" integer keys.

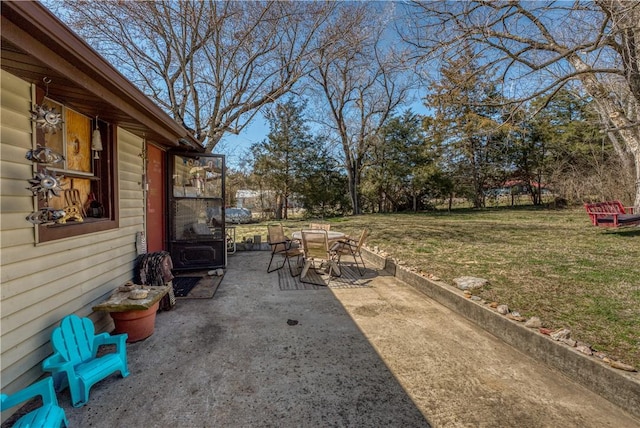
[{"left": 54, "top": 251, "right": 639, "bottom": 427}]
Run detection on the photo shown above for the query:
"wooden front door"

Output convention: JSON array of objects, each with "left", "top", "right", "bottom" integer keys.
[{"left": 146, "top": 144, "right": 166, "bottom": 252}]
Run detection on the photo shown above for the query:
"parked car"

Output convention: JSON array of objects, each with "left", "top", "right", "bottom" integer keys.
[{"left": 225, "top": 207, "right": 253, "bottom": 224}]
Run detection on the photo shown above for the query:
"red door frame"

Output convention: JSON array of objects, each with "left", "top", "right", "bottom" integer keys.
[{"left": 146, "top": 144, "right": 166, "bottom": 252}]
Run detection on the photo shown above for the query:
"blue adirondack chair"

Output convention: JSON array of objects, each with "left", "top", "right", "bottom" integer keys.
[
  {"left": 1, "top": 377, "right": 68, "bottom": 428},
  {"left": 42, "top": 314, "right": 130, "bottom": 407}
]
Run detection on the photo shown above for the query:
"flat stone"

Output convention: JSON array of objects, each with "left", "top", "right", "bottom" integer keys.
[
  {"left": 453, "top": 276, "right": 489, "bottom": 290},
  {"left": 506, "top": 313, "right": 525, "bottom": 322},
  {"left": 608, "top": 360, "right": 637, "bottom": 372},
  {"left": 550, "top": 328, "right": 571, "bottom": 341},
  {"left": 576, "top": 345, "right": 593, "bottom": 356},
  {"left": 92, "top": 285, "right": 169, "bottom": 312},
  {"left": 497, "top": 304, "right": 509, "bottom": 315},
  {"left": 525, "top": 317, "right": 542, "bottom": 328}
]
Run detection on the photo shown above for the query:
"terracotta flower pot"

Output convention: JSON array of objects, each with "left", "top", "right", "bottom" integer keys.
[{"left": 110, "top": 301, "right": 160, "bottom": 343}]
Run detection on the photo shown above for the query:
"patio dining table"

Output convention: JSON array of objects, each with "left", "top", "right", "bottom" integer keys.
[{"left": 291, "top": 230, "right": 346, "bottom": 244}]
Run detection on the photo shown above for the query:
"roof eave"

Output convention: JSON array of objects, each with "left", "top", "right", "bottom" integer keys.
[{"left": 0, "top": 1, "right": 202, "bottom": 151}]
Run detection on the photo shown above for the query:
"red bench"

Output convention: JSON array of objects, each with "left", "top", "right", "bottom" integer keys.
[{"left": 584, "top": 201, "right": 640, "bottom": 228}]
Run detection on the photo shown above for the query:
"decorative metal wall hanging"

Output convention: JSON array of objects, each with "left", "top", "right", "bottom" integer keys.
[
  {"left": 27, "top": 169, "right": 65, "bottom": 200},
  {"left": 29, "top": 78, "right": 63, "bottom": 133},
  {"left": 30, "top": 104, "right": 63, "bottom": 133},
  {"left": 25, "top": 146, "right": 65, "bottom": 164},
  {"left": 26, "top": 208, "right": 66, "bottom": 225}
]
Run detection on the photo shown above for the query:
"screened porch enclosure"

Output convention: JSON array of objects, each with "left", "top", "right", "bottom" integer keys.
[{"left": 168, "top": 153, "right": 226, "bottom": 269}]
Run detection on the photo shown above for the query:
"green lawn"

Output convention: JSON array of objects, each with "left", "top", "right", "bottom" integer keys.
[{"left": 232, "top": 207, "right": 640, "bottom": 368}]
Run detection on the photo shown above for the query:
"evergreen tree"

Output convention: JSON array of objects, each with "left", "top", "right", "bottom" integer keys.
[
  {"left": 296, "top": 136, "right": 350, "bottom": 217},
  {"left": 364, "top": 110, "right": 442, "bottom": 212},
  {"left": 525, "top": 91, "right": 620, "bottom": 203},
  {"left": 250, "top": 98, "right": 348, "bottom": 218},
  {"left": 250, "top": 99, "right": 311, "bottom": 219},
  {"left": 426, "top": 47, "right": 513, "bottom": 208}
]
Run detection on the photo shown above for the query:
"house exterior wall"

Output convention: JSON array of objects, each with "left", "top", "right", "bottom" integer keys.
[{"left": 0, "top": 69, "right": 145, "bottom": 403}]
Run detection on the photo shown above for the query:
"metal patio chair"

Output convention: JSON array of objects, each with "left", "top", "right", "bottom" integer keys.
[
  {"left": 332, "top": 229, "right": 368, "bottom": 275},
  {"left": 267, "top": 224, "right": 302, "bottom": 276},
  {"left": 300, "top": 229, "right": 341, "bottom": 285}
]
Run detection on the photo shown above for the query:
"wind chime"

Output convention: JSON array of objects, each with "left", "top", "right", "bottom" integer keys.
[{"left": 92, "top": 116, "right": 103, "bottom": 159}]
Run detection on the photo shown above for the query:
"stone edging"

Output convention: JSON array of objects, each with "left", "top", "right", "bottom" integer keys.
[{"left": 360, "top": 247, "right": 640, "bottom": 420}]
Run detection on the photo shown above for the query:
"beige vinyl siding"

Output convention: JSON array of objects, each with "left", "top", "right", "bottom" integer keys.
[
  {"left": 117, "top": 127, "right": 146, "bottom": 232},
  {"left": 0, "top": 70, "right": 145, "bottom": 400}
]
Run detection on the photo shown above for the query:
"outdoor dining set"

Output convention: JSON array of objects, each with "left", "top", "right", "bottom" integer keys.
[{"left": 266, "top": 223, "right": 368, "bottom": 286}]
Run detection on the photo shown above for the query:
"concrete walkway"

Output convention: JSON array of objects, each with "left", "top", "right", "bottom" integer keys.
[{"left": 58, "top": 251, "right": 638, "bottom": 427}]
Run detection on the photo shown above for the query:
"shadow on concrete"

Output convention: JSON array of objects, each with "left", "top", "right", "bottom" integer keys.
[
  {"left": 55, "top": 251, "right": 431, "bottom": 427},
  {"left": 13, "top": 250, "right": 639, "bottom": 427}
]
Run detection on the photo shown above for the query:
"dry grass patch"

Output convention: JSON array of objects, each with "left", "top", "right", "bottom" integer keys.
[{"left": 234, "top": 208, "right": 640, "bottom": 368}]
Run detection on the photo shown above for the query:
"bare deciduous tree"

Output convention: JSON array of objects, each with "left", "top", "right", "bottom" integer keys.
[
  {"left": 52, "top": 1, "right": 337, "bottom": 152},
  {"left": 310, "top": 3, "right": 413, "bottom": 214},
  {"left": 403, "top": 0, "right": 640, "bottom": 207}
]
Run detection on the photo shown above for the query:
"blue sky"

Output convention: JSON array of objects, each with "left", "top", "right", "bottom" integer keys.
[{"left": 218, "top": 115, "right": 268, "bottom": 169}]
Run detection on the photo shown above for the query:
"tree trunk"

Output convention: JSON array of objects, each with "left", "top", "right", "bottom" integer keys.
[
  {"left": 275, "top": 194, "right": 283, "bottom": 220},
  {"left": 568, "top": 54, "right": 640, "bottom": 208},
  {"left": 634, "top": 155, "right": 640, "bottom": 209},
  {"left": 283, "top": 194, "right": 288, "bottom": 220},
  {"left": 346, "top": 158, "right": 361, "bottom": 215},
  {"left": 347, "top": 168, "right": 357, "bottom": 215}
]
